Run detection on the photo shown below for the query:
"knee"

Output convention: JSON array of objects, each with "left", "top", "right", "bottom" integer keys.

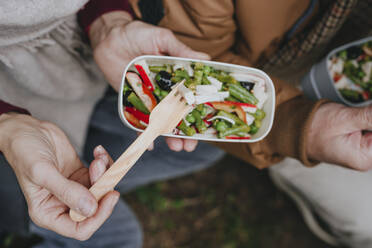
[{"left": 330, "top": 211, "right": 372, "bottom": 247}]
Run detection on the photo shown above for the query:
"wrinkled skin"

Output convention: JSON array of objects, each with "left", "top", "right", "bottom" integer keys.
[{"left": 0, "top": 113, "right": 118, "bottom": 241}]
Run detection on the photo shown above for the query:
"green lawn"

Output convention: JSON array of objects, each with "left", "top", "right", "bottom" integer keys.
[{"left": 125, "top": 155, "right": 332, "bottom": 248}]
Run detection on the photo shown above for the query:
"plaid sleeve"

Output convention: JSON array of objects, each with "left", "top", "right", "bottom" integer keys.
[
  {"left": 78, "top": 0, "right": 135, "bottom": 35},
  {"left": 0, "top": 100, "right": 30, "bottom": 116}
]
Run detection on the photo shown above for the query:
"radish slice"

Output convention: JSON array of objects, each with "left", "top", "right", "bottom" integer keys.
[
  {"left": 218, "top": 91, "right": 229, "bottom": 99},
  {"left": 204, "top": 127, "right": 217, "bottom": 135},
  {"left": 196, "top": 85, "right": 218, "bottom": 95},
  {"left": 230, "top": 73, "right": 265, "bottom": 86},
  {"left": 253, "top": 84, "right": 268, "bottom": 109},
  {"left": 245, "top": 113, "right": 255, "bottom": 125},
  {"left": 178, "top": 82, "right": 195, "bottom": 105},
  {"left": 207, "top": 76, "right": 223, "bottom": 90},
  {"left": 195, "top": 95, "right": 221, "bottom": 104},
  {"left": 242, "top": 105, "right": 257, "bottom": 113},
  {"left": 207, "top": 116, "right": 236, "bottom": 125}
]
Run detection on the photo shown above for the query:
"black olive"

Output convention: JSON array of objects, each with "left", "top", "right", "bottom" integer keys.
[
  {"left": 156, "top": 71, "right": 173, "bottom": 91},
  {"left": 346, "top": 46, "right": 363, "bottom": 60},
  {"left": 240, "top": 81, "right": 255, "bottom": 91},
  {"left": 123, "top": 90, "right": 133, "bottom": 107}
]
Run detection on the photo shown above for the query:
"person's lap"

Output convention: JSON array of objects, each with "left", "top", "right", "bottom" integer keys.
[
  {"left": 270, "top": 158, "right": 372, "bottom": 248},
  {"left": 23, "top": 88, "right": 224, "bottom": 247}
]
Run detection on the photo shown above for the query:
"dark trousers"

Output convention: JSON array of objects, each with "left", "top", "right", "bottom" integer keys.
[{"left": 0, "top": 88, "right": 224, "bottom": 247}]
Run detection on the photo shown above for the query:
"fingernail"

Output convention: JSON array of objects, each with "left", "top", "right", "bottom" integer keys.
[
  {"left": 78, "top": 197, "right": 96, "bottom": 217},
  {"left": 95, "top": 145, "right": 105, "bottom": 155}
]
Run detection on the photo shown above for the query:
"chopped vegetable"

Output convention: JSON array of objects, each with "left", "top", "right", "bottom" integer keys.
[
  {"left": 329, "top": 40, "right": 372, "bottom": 103},
  {"left": 126, "top": 72, "right": 157, "bottom": 111},
  {"left": 123, "top": 60, "right": 269, "bottom": 139},
  {"left": 128, "top": 92, "right": 150, "bottom": 114},
  {"left": 134, "top": 61, "right": 155, "bottom": 91}
]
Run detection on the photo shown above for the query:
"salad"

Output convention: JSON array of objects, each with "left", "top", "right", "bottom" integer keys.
[
  {"left": 328, "top": 41, "right": 372, "bottom": 103},
  {"left": 123, "top": 60, "right": 268, "bottom": 140}
]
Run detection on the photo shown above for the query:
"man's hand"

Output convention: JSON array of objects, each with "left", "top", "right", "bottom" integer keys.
[
  {"left": 0, "top": 113, "right": 119, "bottom": 241},
  {"left": 91, "top": 12, "right": 207, "bottom": 152},
  {"left": 307, "top": 103, "right": 372, "bottom": 171}
]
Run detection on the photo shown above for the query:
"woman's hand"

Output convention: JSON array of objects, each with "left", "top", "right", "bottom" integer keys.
[
  {"left": 0, "top": 113, "right": 118, "bottom": 241},
  {"left": 307, "top": 103, "right": 372, "bottom": 171},
  {"left": 91, "top": 12, "right": 206, "bottom": 152}
]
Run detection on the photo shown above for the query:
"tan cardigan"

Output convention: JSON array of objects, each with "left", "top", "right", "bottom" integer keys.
[{"left": 0, "top": 0, "right": 107, "bottom": 153}]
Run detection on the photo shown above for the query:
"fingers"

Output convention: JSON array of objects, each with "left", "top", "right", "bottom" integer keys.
[
  {"left": 46, "top": 191, "right": 120, "bottom": 241},
  {"left": 166, "top": 137, "right": 183, "bottom": 152},
  {"left": 165, "top": 137, "right": 198, "bottom": 152},
  {"left": 183, "top": 139, "right": 198, "bottom": 152},
  {"left": 90, "top": 145, "right": 114, "bottom": 184},
  {"left": 75, "top": 191, "right": 120, "bottom": 241},
  {"left": 157, "top": 29, "right": 210, "bottom": 60},
  {"left": 35, "top": 164, "right": 98, "bottom": 218}
]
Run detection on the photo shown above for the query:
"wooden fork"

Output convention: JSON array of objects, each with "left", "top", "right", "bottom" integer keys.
[{"left": 70, "top": 82, "right": 193, "bottom": 222}]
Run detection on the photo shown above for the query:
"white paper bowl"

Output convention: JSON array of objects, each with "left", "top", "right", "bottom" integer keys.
[{"left": 118, "top": 55, "right": 276, "bottom": 143}]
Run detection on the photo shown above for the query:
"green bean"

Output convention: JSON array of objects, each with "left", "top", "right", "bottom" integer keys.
[
  {"left": 153, "top": 88, "right": 161, "bottom": 98},
  {"left": 185, "top": 80, "right": 197, "bottom": 91},
  {"left": 178, "top": 121, "right": 196, "bottom": 136},
  {"left": 216, "top": 121, "right": 228, "bottom": 132},
  {"left": 225, "top": 95, "right": 241, "bottom": 102},
  {"left": 192, "top": 62, "right": 204, "bottom": 70},
  {"left": 192, "top": 110, "right": 207, "bottom": 133},
  {"left": 160, "top": 90, "right": 168, "bottom": 98},
  {"left": 217, "top": 110, "right": 245, "bottom": 126},
  {"left": 185, "top": 113, "right": 196, "bottom": 123},
  {"left": 196, "top": 104, "right": 207, "bottom": 117},
  {"left": 194, "top": 70, "right": 204, "bottom": 85},
  {"left": 203, "top": 66, "right": 212, "bottom": 76},
  {"left": 202, "top": 76, "right": 211, "bottom": 85},
  {"left": 229, "top": 84, "right": 258, "bottom": 104},
  {"left": 218, "top": 125, "right": 250, "bottom": 138},
  {"left": 339, "top": 89, "right": 363, "bottom": 102},
  {"left": 149, "top": 65, "right": 167, "bottom": 73},
  {"left": 254, "top": 119, "right": 261, "bottom": 129},
  {"left": 171, "top": 76, "right": 184, "bottom": 83},
  {"left": 174, "top": 69, "right": 189, "bottom": 80},
  {"left": 166, "top": 64, "right": 173, "bottom": 74},
  {"left": 254, "top": 109, "right": 266, "bottom": 121},
  {"left": 128, "top": 92, "right": 150, "bottom": 114},
  {"left": 123, "top": 83, "right": 131, "bottom": 94},
  {"left": 249, "top": 124, "right": 259, "bottom": 135}
]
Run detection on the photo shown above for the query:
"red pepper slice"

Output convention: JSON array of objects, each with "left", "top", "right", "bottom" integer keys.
[
  {"left": 208, "top": 101, "right": 247, "bottom": 124},
  {"left": 333, "top": 73, "right": 342, "bottom": 83},
  {"left": 204, "top": 119, "right": 212, "bottom": 127},
  {"left": 126, "top": 107, "right": 149, "bottom": 124},
  {"left": 124, "top": 110, "right": 146, "bottom": 130},
  {"left": 362, "top": 91, "right": 370, "bottom": 101},
  {"left": 225, "top": 136, "right": 251, "bottom": 140},
  {"left": 135, "top": 64, "right": 155, "bottom": 91}
]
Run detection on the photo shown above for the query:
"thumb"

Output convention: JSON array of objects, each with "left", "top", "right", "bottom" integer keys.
[
  {"left": 157, "top": 29, "right": 210, "bottom": 60},
  {"left": 37, "top": 165, "right": 98, "bottom": 217}
]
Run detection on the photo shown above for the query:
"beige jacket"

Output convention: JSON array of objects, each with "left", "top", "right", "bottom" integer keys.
[{"left": 129, "top": 0, "right": 370, "bottom": 168}]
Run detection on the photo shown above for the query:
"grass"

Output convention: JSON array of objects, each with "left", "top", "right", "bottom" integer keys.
[
  {"left": 124, "top": 155, "right": 332, "bottom": 248},
  {"left": 2, "top": 155, "right": 332, "bottom": 248}
]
